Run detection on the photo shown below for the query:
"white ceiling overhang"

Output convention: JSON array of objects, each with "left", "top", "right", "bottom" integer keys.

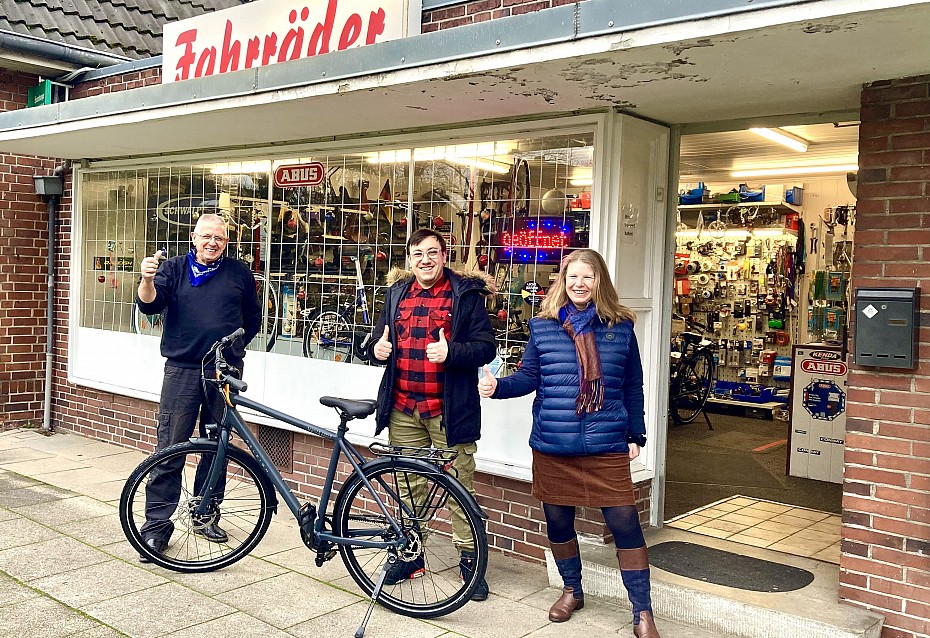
[{"left": 0, "top": 0, "right": 927, "bottom": 161}]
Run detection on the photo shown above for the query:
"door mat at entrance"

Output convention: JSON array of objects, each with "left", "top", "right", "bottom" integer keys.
[{"left": 648, "top": 541, "right": 815, "bottom": 592}]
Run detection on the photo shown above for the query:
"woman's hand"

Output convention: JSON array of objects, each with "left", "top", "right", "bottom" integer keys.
[
  {"left": 478, "top": 365, "right": 498, "bottom": 398},
  {"left": 628, "top": 443, "right": 640, "bottom": 460}
]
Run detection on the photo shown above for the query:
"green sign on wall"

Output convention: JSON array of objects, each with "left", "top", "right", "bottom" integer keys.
[{"left": 27, "top": 80, "right": 52, "bottom": 108}]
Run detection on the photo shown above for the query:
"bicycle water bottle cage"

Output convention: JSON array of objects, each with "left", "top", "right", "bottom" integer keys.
[{"left": 369, "top": 442, "right": 460, "bottom": 472}]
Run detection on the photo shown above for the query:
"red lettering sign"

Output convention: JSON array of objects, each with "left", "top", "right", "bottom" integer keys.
[
  {"left": 501, "top": 230, "right": 569, "bottom": 249},
  {"left": 800, "top": 360, "right": 847, "bottom": 376},
  {"left": 274, "top": 162, "right": 325, "bottom": 187}
]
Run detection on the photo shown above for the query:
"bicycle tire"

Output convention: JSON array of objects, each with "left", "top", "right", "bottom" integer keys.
[
  {"left": 334, "top": 457, "right": 488, "bottom": 618},
  {"left": 302, "top": 309, "right": 353, "bottom": 362},
  {"left": 131, "top": 304, "right": 165, "bottom": 337},
  {"left": 510, "top": 159, "right": 530, "bottom": 216},
  {"left": 670, "top": 349, "right": 715, "bottom": 426},
  {"left": 250, "top": 273, "right": 279, "bottom": 353},
  {"left": 119, "top": 441, "right": 275, "bottom": 573}
]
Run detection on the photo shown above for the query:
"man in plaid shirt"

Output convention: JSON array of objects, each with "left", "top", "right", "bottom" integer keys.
[{"left": 368, "top": 228, "right": 496, "bottom": 600}]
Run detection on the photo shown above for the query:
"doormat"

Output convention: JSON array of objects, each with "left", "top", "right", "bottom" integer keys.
[{"left": 648, "top": 541, "right": 815, "bottom": 592}]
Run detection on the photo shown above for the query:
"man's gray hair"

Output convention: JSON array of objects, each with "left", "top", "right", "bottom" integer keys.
[{"left": 194, "top": 213, "right": 226, "bottom": 234}]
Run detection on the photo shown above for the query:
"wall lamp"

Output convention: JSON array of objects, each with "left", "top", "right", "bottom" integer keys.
[{"left": 33, "top": 175, "right": 63, "bottom": 197}]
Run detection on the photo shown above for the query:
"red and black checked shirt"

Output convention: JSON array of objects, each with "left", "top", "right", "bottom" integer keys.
[{"left": 392, "top": 274, "right": 453, "bottom": 418}]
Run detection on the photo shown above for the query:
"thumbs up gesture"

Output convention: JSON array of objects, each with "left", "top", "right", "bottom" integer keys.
[
  {"left": 478, "top": 365, "right": 497, "bottom": 398},
  {"left": 426, "top": 327, "right": 448, "bottom": 364},
  {"left": 140, "top": 249, "right": 165, "bottom": 281},
  {"left": 373, "top": 325, "right": 393, "bottom": 361}
]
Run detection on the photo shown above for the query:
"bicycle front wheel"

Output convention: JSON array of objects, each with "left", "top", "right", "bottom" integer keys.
[
  {"left": 119, "top": 441, "right": 274, "bottom": 573},
  {"left": 334, "top": 458, "right": 488, "bottom": 618},
  {"left": 670, "top": 350, "right": 715, "bottom": 426},
  {"left": 302, "top": 309, "right": 353, "bottom": 362}
]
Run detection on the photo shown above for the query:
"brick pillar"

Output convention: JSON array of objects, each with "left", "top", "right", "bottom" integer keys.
[
  {"left": 0, "top": 70, "right": 59, "bottom": 428},
  {"left": 841, "top": 75, "right": 930, "bottom": 638}
]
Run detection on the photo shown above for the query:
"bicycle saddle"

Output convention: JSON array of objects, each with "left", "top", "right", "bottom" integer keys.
[
  {"left": 679, "top": 332, "right": 705, "bottom": 345},
  {"left": 320, "top": 396, "right": 378, "bottom": 418}
]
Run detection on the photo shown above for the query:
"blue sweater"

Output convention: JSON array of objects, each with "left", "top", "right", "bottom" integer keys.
[
  {"left": 136, "top": 256, "right": 262, "bottom": 369},
  {"left": 493, "top": 316, "right": 646, "bottom": 456}
]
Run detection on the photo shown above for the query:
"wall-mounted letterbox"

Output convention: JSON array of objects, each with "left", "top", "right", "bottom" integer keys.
[{"left": 854, "top": 287, "right": 920, "bottom": 369}]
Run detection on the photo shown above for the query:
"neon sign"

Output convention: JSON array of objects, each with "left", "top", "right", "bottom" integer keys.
[{"left": 496, "top": 216, "right": 579, "bottom": 264}]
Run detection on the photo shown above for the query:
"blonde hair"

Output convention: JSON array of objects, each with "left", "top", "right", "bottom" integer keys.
[{"left": 538, "top": 249, "right": 636, "bottom": 326}]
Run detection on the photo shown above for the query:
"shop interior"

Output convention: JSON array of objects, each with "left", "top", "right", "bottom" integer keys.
[{"left": 664, "top": 122, "right": 858, "bottom": 564}]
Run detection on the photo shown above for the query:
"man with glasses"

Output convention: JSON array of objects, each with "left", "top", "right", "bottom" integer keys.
[
  {"left": 135, "top": 213, "right": 261, "bottom": 562},
  {"left": 367, "top": 228, "right": 496, "bottom": 600}
]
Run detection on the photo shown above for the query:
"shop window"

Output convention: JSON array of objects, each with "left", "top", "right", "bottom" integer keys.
[{"left": 78, "top": 130, "right": 594, "bottom": 369}]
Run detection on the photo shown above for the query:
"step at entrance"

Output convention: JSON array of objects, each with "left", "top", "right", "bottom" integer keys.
[{"left": 544, "top": 529, "right": 883, "bottom": 638}]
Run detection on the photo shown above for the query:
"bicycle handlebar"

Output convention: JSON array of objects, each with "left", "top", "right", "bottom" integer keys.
[{"left": 204, "top": 328, "right": 249, "bottom": 393}]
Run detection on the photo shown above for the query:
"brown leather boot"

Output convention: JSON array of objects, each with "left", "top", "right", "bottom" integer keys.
[
  {"left": 548, "top": 585, "right": 584, "bottom": 622},
  {"left": 633, "top": 610, "right": 661, "bottom": 638}
]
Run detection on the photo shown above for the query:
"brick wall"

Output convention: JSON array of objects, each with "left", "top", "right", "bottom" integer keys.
[
  {"left": 841, "top": 74, "right": 930, "bottom": 638},
  {"left": 0, "top": 70, "right": 57, "bottom": 428},
  {"left": 70, "top": 67, "right": 162, "bottom": 99},
  {"left": 422, "top": 0, "right": 582, "bottom": 31}
]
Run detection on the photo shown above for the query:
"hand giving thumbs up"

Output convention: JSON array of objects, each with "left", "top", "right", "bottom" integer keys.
[
  {"left": 478, "top": 365, "right": 497, "bottom": 398},
  {"left": 373, "top": 325, "right": 392, "bottom": 361},
  {"left": 426, "top": 327, "right": 448, "bottom": 363}
]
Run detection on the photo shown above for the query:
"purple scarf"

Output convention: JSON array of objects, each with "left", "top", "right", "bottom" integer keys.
[{"left": 559, "top": 303, "right": 604, "bottom": 416}]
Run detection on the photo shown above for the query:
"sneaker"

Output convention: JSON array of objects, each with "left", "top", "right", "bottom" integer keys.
[
  {"left": 383, "top": 556, "right": 425, "bottom": 585},
  {"left": 459, "top": 551, "right": 489, "bottom": 601}
]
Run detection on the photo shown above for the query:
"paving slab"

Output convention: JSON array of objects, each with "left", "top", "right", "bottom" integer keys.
[
  {"left": 0, "top": 536, "right": 112, "bottom": 582},
  {"left": 14, "top": 494, "right": 116, "bottom": 526},
  {"left": 0, "top": 593, "right": 102, "bottom": 637},
  {"left": 287, "top": 601, "right": 450, "bottom": 638},
  {"left": 32, "top": 559, "right": 168, "bottom": 608}
]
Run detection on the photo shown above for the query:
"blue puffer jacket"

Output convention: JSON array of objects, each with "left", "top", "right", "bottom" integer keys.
[{"left": 492, "top": 315, "right": 646, "bottom": 456}]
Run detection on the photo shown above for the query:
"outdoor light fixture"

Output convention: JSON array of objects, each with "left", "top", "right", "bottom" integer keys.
[
  {"left": 749, "top": 127, "right": 809, "bottom": 153},
  {"left": 732, "top": 163, "right": 858, "bottom": 178},
  {"left": 33, "top": 175, "right": 63, "bottom": 196}
]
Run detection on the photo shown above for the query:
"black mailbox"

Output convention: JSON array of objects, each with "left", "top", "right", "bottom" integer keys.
[{"left": 854, "top": 287, "right": 920, "bottom": 369}]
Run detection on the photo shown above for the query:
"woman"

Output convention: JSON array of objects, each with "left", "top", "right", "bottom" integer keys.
[{"left": 478, "top": 249, "right": 659, "bottom": 638}]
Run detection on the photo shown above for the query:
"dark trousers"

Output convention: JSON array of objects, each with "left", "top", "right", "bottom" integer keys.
[{"left": 141, "top": 364, "right": 224, "bottom": 541}]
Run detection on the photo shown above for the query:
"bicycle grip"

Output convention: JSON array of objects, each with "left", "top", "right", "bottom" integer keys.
[
  {"left": 226, "top": 376, "right": 248, "bottom": 392},
  {"left": 222, "top": 328, "right": 245, "bottom": 344}
]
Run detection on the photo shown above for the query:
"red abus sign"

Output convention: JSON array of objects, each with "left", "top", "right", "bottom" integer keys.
[
  {"left": 801, "top": 359, "right": 847, "bottom": 376},
  {"left": 274, "top": 162, "right": 325, "bottom": 187}
]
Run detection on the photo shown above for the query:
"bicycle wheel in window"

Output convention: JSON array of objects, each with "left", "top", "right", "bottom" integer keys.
[
  {"left": 249, "top": 273, "right": 279, "bottom": 352},
  {"left": 510, "top": 158, "right": 530, "bottom": 216},
  {"left": 302, "top": 309, "right": 353, "bottom": 362},
  {"left": 119, "top": 441, "right": 275, "bottom": 573},
  {"left": 334, "top": 457, "right": 488, "bottom": 618},
  {"left": 670, "top": 350, "right": 715, "bottom": 426},
  {"left": 132, "top": 305, "right": 165, "bottom": 337}
]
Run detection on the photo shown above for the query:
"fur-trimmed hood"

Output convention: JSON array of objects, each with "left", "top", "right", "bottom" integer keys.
[{"left": 384, "top": 267, "right": 497, "bottom": 294}]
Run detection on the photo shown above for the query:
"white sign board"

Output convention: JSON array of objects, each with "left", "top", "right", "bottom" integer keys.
[{"left": 163, "top": 0, "right": 418, "bottom": 83}]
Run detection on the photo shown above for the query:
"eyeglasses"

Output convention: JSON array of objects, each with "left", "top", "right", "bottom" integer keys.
[
  {"left": 410, "top": 248, "right": 442, "bottom": 262},
  {"left": 193, "top": 233, "right": 228, "bottom": 243}
]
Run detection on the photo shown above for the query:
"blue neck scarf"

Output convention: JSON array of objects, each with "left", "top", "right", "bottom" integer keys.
[{"left": 187, "top": 247, "right": 224, "bottom": 287}]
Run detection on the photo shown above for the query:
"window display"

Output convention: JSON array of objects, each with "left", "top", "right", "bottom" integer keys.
[{"left": 79, "top": 131, "right": 594, "bottom": 367}]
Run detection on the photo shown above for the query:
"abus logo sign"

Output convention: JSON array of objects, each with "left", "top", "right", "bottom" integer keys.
[
  {"left": 801, "top": 359, "right": 847, "bottom": 376},
  {"left": 808, "top": 350, "right": 841, "bottom": 361},
  {"left": 274, "top": 162, "right": 325, "bottom": 187}
]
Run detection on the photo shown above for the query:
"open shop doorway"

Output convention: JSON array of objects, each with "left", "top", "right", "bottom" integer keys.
[{"left": 663, "top": 122, "right": 857, "bottom": 563}]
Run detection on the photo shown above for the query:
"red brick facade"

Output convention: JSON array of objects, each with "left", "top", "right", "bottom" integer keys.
[
  {"left": 422, "top": 0, "right": 581, "bottom": 31},
  {"left": 841, "top": 75, "right": 930, "bottom": 638},
  {"left": 0, "top": 70, "right": 57, "bottom": 428}
]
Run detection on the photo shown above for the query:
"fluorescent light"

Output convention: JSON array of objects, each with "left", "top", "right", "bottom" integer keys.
[
  {"left": 452, "top": 157, "right": 511, "bottom": 174},
  {"left": 732, "top": 164, "right": 858, "bottom": 178},
  {"left": 569, "top": 178, "right": 593, "bottom": 186},
  {"left": 749, "top": 127, "right": 809, "bottom": 153},
  {"left": 210, "top": 161, "right": 271, "bottom": 174}
]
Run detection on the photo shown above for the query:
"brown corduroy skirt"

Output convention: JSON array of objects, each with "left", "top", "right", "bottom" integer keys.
[{"left": 531, "top": 449, "right": 635, "bottom": 507}]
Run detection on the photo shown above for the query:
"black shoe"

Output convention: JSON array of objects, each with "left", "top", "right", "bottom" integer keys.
[
  {"left": 138, "top": 537, "right": 167, "bottom": 563},
  {"left": 193, "top": 521, "right": 229, "bottom": 543},
  {"left": 383, "top": 556, "right": 425, "bottom": 585},
  {"left": 460, "top": 551, "right": 489, "bottom": 601}
]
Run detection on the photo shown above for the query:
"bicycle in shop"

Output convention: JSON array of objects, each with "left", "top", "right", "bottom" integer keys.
[
  {"left": 301, "top": 245, "right": 374, "bottom": 362},
  {"left": 669, "top": 315, "right": 717, "bottom": 429},
  {"left": 119, "top": 330, "right": 489, "bottom": 637}
]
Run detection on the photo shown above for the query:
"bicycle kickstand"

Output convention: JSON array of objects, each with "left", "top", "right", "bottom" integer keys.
[
  {"left": 354, "top": 557, "right": 393, "bottom": 638},
  {"left": 702, "top": 410, "right": 714, "bottom": 431}
]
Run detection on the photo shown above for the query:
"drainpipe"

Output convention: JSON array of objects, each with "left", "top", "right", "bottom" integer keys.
[{"left": 33, "top": 164, "right": 69, "bottom": 433}]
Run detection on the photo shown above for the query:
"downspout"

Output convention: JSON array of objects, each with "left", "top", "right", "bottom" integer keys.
[{"left": 42, "top": 162, "right": 69, "bottom": 433}]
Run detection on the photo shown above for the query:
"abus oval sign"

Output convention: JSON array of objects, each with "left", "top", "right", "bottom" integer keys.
[
  {"left": 801, "top": 359, "right": 847, "bottom": 375},
  {"left": 274, "top": 162, "right": 325, "bottom": 188}
]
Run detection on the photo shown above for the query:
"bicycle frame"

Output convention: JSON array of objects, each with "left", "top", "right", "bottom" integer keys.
[
  {"left": 196, "top": 391, "right": 410, "bottom": 552},
  {"left": 318, "top": 254, "right": 371, "bottom": 349}
]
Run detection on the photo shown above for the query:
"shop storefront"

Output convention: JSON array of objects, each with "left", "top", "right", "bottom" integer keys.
[{"left": 3, "top": 1, "right": 930, "bottom": 635}]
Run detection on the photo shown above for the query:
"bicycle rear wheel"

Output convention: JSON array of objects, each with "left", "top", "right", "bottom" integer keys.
[
  {"left": 119, "top": 441, "right": 274, "bottom": 572},
  {"left": 670, "top": 350, "right": 715, "bottom": 426},
  {"left": 334, "top": 458, "right": 488, "bottom": 618},
  {"left": 302, "top": 309, "right": 353, "bottom": 362},
  {"left": 249, "top": 273, "right": 279, "bottom": 352}
]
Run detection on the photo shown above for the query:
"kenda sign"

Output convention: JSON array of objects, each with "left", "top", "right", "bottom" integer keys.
[{"left": 162, "top": 0, "right": 417, "bottom": 83}]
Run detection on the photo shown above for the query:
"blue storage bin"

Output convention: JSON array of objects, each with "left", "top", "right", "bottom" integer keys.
[
  {"left": 785, "top": 186, "right": 803, "bottom": 205},
  {"left": 739, "top": 183, "right": 765, "bottom": 202}
]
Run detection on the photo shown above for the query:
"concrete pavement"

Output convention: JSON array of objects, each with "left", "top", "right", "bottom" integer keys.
[{"left": 0, "top": 427, "right": 719, "bottom": 638}]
